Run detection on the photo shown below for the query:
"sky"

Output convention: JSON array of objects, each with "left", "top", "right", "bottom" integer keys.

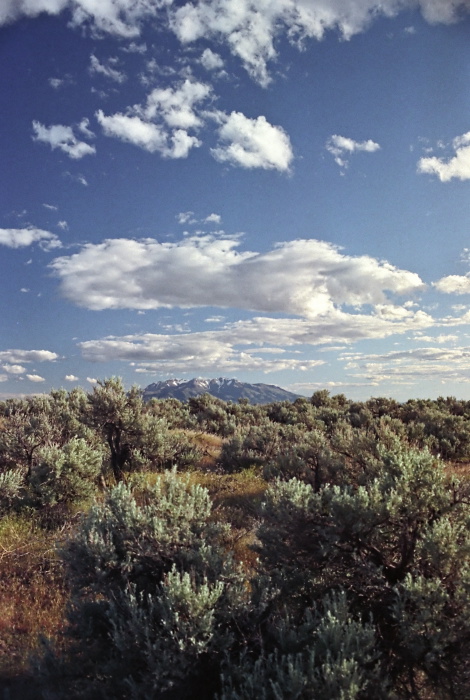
[{"left": 1, "top": 0, "right": 470, "bottom": 402}]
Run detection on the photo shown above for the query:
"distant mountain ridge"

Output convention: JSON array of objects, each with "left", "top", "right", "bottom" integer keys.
[{"left": 142, "top": 377, "right": 302, "bottom": 404}]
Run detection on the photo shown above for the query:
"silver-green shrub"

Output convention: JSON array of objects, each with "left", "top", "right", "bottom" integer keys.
[
  {"left": 41, "top": 470, "right": 248, "bottom": 698},
  {"left": 30, "top": 438, "right": 104, "bottom": 507}
]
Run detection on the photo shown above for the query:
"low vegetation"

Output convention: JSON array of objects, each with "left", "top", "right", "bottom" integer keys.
[{"left": 0, "top": 378, "right": 468, "bottom": 698}]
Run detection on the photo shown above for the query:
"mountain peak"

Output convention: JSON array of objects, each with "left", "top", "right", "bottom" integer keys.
[{"left": 142, "top": 377, "right": 301, "bottom": 404}]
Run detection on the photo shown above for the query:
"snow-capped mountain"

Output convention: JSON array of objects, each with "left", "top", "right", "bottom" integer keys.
[{"left": 142, "top": 378, "right": 301, "bottom": 404}]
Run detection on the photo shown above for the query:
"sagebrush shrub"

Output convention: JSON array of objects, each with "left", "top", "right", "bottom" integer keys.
[{"left": 40, "top": 470, "right": 249, "bottom": 698}]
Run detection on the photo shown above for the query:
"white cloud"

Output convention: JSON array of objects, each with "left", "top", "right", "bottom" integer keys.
[
  {"left": 211, "top": 111, "right": 293, "bottom": 171},
  {"left": 121, "top": 41, "right": 147, "bottom": 53},
  {"left": 417, "top": 131, "right": 470, "bottom": 181},
  {"left": 50, "top": 235, "right": 425, "bottom": 315},
  {"left": 341, "top": 345, "right": 470, "bottom": 386},
  {"left": 97, "top": 79, "right": 210, "bottom": 158},
  {"left": 200, "top": 47, "right": 224, "bottom": 70},
  {"left": 169, "top": 0, "right": 470, "bottom": 85},
  {"left": 48, "top": 73, "right": 73, "bottom": 89},
  {"left": 177, "top": 211, "right": 196, "bottom": 224},
  {"left": 77, "top": 303, "right": 434, "bottom": 375},
  {"left": 412, "top": 333, "right": 458, "bottom": 343},
  {"left": 78, "top": 118, "right": 95, "bottom": 139},
  {"left": 97, "top": 78, "right": 292, "bottom": 170},
  {"left": 49, "top": 77, "right": 65, "bottom": 89},
  {"left": 0, "top": 0, "right": 68, "bottom": 26},
  {"left": 89, "top": 54, "right": 126, "bottom": 83},
  {"left": 418, "top": 0, "right": 470, "bottom": 24},
  {"left": 0, "top": 0, "right": 166, "bottom": 38},
  {"left": 32, "top": 121, "right": 96, "bottom": 159},
  {"left": 97, "top": 111, "right": 168, "bottom": 152},
  {"left": 43, "top": 203, "right": 58, "bottom": 211},
  {"left": 326, "top": 134, "right": 381, "bottom": 170},
  {"left": 86, "top": 377, "right": 98, "bottom": 385},
  {"left": 0, "top": 350, "right": 58, "bottom": 364},
  {"left": 57, "top": 220, "right": 69, "bottom": 230},
  {"left": 142, "top": 79, "right": 211, "bottom": 128},
  {"left": 460, "top": 248, "right": 470, "bottom": 263},
  {"left": 169, "top": 129, "right": 202, "bottom": 158},
  {"left": 79, "top": 327, "right": 326, "bottom": 374},
  {"left": 204, "top": 213, "right": 222, "bottom": 223},
  {"left": 2, "top": 2, "right": 470, "bottom": 83},
  {"left": 65, "top": 374, "right": 79, "bottom": 381},
  {"left": 1, "top": 364, "right": 26, "bottom": 375},
  {"left": 0, "top": 227, "right": 61, "bottom": 250},
  {"left": 434, "top": 274, "right": 470, "bottom": 294},
  {"left": 26, "top": 374, "right": 46, "bottom": 383}
]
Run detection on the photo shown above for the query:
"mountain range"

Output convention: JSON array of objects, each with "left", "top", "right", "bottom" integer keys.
[{"left": 142, "top": 378, "right": 302, "bottom": 404}]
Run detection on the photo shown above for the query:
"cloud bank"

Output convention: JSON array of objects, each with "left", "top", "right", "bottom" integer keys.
[
  {"left": 49, "top": 234, "right": 425, "bottom": 315},
  {"left": 342, "top": 345, "right": 470, "bottom": 386},
  {"left": 77, "top": 302, "right": 434, "bottom": 375},
  {"left": 2, "top": 2, "right": 469, "bottom": 84}
]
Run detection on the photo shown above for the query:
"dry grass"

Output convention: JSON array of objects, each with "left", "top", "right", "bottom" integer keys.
[
  {"left": 445, "top": 460, "right": 470, "bottom": 481},
  {"left": 188, "top": 468, "right": 268, "bottom": 570},
  {"left": 0, "top": 515, "right": 69, "bottom": 682},
  {"left": 185, "top": 430, "right": 224, "bottom": 469}
]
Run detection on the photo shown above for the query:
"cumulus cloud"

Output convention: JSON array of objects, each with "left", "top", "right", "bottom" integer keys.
[
  {"left": 204, "top": 213, "right": 222, "bottom": 224},
  {"left": 97, "top": 78, "right": 210, "bottom": 158},
  {"left": 0, "top": 350, "right": 58, "bottom": 364},
  {"left": 89, "top": 54, "right": 126, "bottom": 82},
  {"left": 143, "top": 79, "right": 211, "bottom": 128},
  {"left": 32, "top": 121, "right": 96, "bottom": 159},
  {"left": 326, "top": 134, "right": 381, "bottom": 170},
  {"left": 26, "top": 374, "right": 46, "bottom": 383},
  {"left": 1, "top": 364, "right": 26, "bottom": 375},
  {"left": 0, "top": 227, "right": 61, "bottom": 250},
  {"left": 97, "top": 111, "right": 169, "bottom": 152},
  {"left": 211, "top": 112, "right": 293, "bottom": 171},
  {"left": 200, "top": 47, "right": 224, "bottom": 70},
  {"left": 65, "top": 374, "right": 79, "bottom": 381},
  {"left": 177, "top": 211, "right": 197, "bottom": 224},
  {"left": 49, "top": 234, "right": 425, "bottom": 320},
  {"left": 417, "top": 131, "right": 470, "bottom": 181},
  {"left": 97, "top": 80, "right": 294, "bottom": 169},
  {"left": 434, "top": 274, "right": 470, "bottom": 294}
]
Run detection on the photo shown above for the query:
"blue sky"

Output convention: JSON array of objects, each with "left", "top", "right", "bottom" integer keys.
[{"left": 1, "top": 0, "right": 470, "bottom": 401}]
